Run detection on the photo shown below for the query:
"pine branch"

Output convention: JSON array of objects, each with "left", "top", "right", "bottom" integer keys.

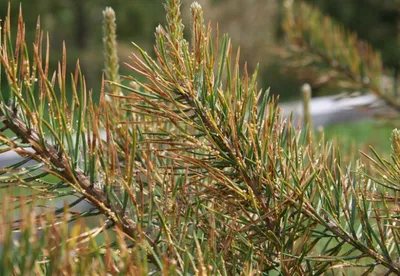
[
  {"left": 2, "top": 1, "right": 400, "bottom": 274},
  {"left": 283, "top": 2, "right": 400, "bottom": 112},
  {"left": 0, "top": 5, "right": 140, "bottom": 242}
]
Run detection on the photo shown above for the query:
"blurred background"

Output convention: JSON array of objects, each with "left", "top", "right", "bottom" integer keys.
[{"left": 1, "top": 0, "right": 400, "bottom": 153}]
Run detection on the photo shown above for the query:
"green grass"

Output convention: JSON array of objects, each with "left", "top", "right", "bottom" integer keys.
[{"left": 324, "top": 119, "right": 394, "bottom": 156}]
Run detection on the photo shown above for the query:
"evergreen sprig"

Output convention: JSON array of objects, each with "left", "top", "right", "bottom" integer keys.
[
  {"left": 283, "top": 1, "right": 400, "bottom": 112},
  {"left": 0, "top": 1, "right": 400, "bottom": 274}
]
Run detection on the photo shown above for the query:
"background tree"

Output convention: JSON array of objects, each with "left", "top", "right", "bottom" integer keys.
[{"left": 304, "top": 0, "right": 400, "bottom": 70}]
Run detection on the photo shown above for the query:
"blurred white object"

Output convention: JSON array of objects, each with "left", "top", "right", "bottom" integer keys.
[{"left": 280, "top": 93, "right": 395, "bottom": 127}]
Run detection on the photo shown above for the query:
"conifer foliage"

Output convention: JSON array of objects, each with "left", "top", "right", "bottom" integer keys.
[
  {"left": 1, "top": 1, "right": 400, "bottom": 274},
  {"left": 282, "top": 1, "right": 400, "bottom": 111}
]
